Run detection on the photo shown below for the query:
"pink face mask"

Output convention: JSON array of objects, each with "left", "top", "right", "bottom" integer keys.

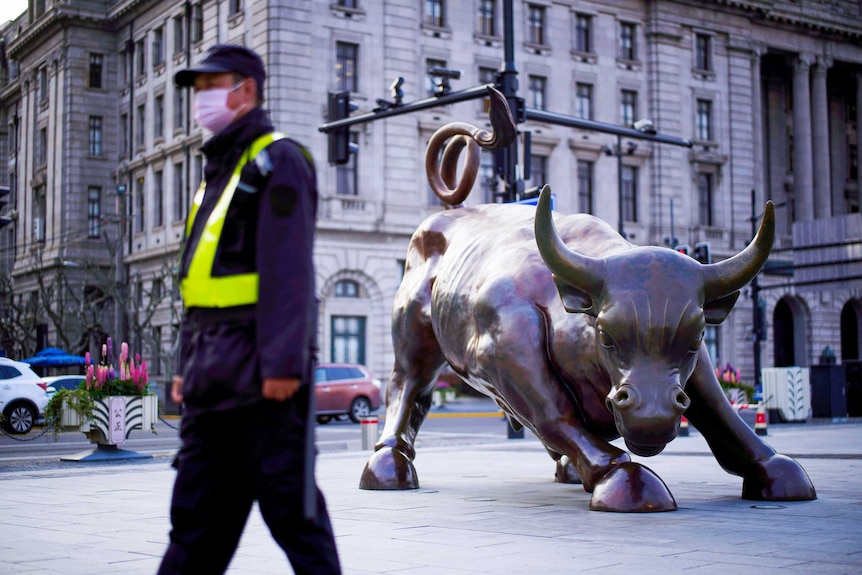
[{"left": 193, "top": 83, "right": 246, "bottom": 134}]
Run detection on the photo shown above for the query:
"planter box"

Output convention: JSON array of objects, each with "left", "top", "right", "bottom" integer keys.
[{"left": 62, "top": 395, "right": 158, "bottom": 445}]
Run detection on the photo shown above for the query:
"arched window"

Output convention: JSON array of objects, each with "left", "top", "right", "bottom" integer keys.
[{"left": 335, "top": 279, "right": 359, "bottom": 298}]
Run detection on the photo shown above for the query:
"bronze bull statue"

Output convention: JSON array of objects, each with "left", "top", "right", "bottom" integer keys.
[{"left": 360, "top": 90, "right": 816, "bottom": 512}]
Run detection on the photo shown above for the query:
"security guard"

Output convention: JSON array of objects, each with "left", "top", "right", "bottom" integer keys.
[{"left": 158, "top": 45, "right": 341, "bottom": 575}]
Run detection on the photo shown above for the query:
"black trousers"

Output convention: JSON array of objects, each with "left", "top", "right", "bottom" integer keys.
[{"left": 158, "top": 398, "right": 341, "bottom": 575}]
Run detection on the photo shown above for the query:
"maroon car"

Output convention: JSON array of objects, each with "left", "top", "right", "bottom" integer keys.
[{"left": 314, "top": 363, "right": 382, "bottom": 423}]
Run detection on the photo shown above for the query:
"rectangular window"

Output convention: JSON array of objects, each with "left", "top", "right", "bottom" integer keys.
[
  {"left": 577, "top": 160, "right": 593, "bottom": 214},
  {"left": 135, "top": 38, "right": 146, "bottom": 75},
  {"left": 696, "top": 99, "right": 712, "bottom": 141},
  {"left": 621, "top": 165, "right": 638, "bottom": 222},
  {"left": 425, "top": 0, "right": 444, "bottom": 27},
  {"left": 173, "top": 162, "right": 184, "bottom": 222},
  {"left": 528, "top": 75, "right": 546, "bottom": 111},
  {"left": 574, "top": 13, "right": 591, "bottom": 53},
  {"left": 136, "top": 103, "right": 146, "bottom": 147},
  {"left": 152, "top": 27, "right": 164, "bottom": 67},
  {"left": 850, "top": 143, "right": 858, "bottom": 182},
  {"left": 479, "top": 66, "right": 496, "bottom": 112},
  {"left": 88, "top": 53, "right": 103, "bottom": 88},
  {"left": 88, "top": 116, "right": 103, "bottom": 156},
  {"left": 336, "top": 132, "right": 358, "bottom": 196},
  {"left": 575, "top": 82, "right": 592, "bottom": 120},
  {"left": 173, "top": 88, "right": 184, "bottom": 131},
  {"left": 335, "top": 42, "right": 358, "bottom": 93},
  {"left": 426, "top": 58, "right": 447, "bottom": 96},
  {"left": 154, "top": 95, "right": 164, "bottom": 140},
  {"left": 478, "top": 0, "right": 495, "bottom": 36},
  {"left": 135, "top": 176, "right": 145, "bottom": 232},
  {"left": 698, "top": 172, "right": 713, "bottom": 226},
  {"left": 120, "top": 113, "right": 129, "bottom": 157},
  {"left": 229, "top": 0, "right": 242, "bottom": 16},
  {"left": 480, "top": 150, "right": 496, "bottom": 203},
  {"left": 173, "top": 15, "right": 184, "bottom": 54},
  {"left": 695, "top": 33, "right": 711, "bottom": 71},
  {"left": 191, "top": 4, "right": 203, "bottom": 43},
  {"left": 331, "top": 315, "right": 366, "bottom": 365},
  {"left": 527, "top": 4, "right": 545, "bottom": 45},
  {"left": 87, "top": 187, "right": 101, "bottom": 238},
  {"left": 39, "top": 67, "right": 48, "bottom": 101},
  {"left": 619, "top": 22, "right": 636, "bottom": 60},
  {"left": 527, "top": 154, "right": 548, "bottom": 190},
  {"left": 194, "top": 153, "right": 203, "bottom": 191},
  {"left": 621, "top": 90, "right": 637, "bottom": 127},
  {"left": 38, "top": 128, "right": 47, "bottom": 165},
  {"left": 338, "top": 0, "right": 358, "bottom": 7},
  {"left": 154, "top": 170, "right": 164, "bottom": 227}
]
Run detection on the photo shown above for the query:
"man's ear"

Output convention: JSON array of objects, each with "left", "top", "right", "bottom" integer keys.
[{"left": 240, "top": 77, "right": 259, "bottom": 105}]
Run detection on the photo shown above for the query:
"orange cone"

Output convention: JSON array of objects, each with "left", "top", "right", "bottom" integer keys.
[
  {"left": 679, "top": 415, "right": 690, "bottom": 437},
  {"left": 754, "top": 403, "right": 768, "bottom": 436}
]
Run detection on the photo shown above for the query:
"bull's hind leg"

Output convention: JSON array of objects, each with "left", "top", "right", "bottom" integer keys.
[
  {"left": 359, "top": 293, "right": 445, "bottom": 490},
  {"left": 684, "top": 349, "right": 816, "bottom": 501}
]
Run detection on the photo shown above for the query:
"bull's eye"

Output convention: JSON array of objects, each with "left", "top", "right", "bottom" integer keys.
[
  {"left": 598, "top": 328, "right": 616, "bottom": 350},
  {"left": 689, "top": 331, "right": 704, "bottom": 353}
]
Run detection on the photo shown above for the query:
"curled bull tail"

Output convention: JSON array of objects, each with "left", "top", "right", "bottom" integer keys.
[{"left": 425, "top": 87, "right": 517, "bottom": 208}]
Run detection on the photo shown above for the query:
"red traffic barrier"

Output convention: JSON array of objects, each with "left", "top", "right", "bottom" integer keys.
[{"left": 754, "top": 403, "right": 768, "bottom": 436}]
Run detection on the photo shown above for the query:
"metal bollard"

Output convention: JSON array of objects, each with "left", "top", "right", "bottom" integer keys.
[{"left": 360, "top": 416, "right": 379, "bottom": 450}]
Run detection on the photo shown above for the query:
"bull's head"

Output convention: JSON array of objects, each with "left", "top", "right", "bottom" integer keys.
[{"left": 535, "top": 185, "right": 774, "bottom": 456}]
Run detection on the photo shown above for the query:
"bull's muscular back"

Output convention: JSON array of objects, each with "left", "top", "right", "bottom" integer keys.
[{"left": 406, "top": 203, "right": 627, "bottom": 432}]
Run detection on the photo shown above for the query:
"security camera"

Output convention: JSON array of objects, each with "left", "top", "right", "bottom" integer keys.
[{"left": 633, "top": 118, "right": 656, "bottom": 134}]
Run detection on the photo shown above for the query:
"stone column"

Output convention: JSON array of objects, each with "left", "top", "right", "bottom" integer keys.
[
  {"left": 858, "top": 70, "right": 862, "bottom": 210},
  {"left": 792, "top": 54, "right": 814, "bottom": 220},
  {"left": 811, "top": 56, "right": 832, "bottom": 219}
]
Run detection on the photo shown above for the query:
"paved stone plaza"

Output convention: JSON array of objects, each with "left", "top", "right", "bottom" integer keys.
[{"left": 1, "top": 420, "right": 860, "bottom": 574}]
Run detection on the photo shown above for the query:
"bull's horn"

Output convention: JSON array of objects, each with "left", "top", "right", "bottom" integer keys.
[
  {"left": 703, "top": 201, "right": 774, "bottom": 301},
  {"left": 534, "top": 185, "right": 606, "bottom": 295}
]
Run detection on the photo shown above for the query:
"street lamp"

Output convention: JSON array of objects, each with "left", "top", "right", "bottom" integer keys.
[{"left": 114, "top": 184, "right": 127, "bottom": 343}]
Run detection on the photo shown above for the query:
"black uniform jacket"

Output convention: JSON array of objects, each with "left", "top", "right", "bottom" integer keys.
[{"left": 177, "top": 107, "right": 317, "bottom": 413}]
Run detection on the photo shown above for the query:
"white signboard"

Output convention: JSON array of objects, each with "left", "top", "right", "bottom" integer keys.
[{"left": 109, "top": 396, "right": 126, "bottom": 444}]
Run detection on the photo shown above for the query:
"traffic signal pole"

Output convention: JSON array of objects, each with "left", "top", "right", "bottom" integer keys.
[{"left": 318, "top": 0, "right": 692, "bottom": 205}]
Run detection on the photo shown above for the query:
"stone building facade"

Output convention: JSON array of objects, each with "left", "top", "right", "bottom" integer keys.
[{"left": 0, "top": 0, "right": 860, "bottom": 393}]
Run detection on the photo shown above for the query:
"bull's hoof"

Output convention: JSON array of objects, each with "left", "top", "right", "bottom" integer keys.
[
  {"left": 359, "top": 447, "right": 420, "bottom": 490},
  {"left": 589, "top": 462, "right": 677, "bottom": 512},
  {"left": 742, "top": 454, "right": 817, "bottom": 501},
  {"left": 554, "top": 455, "right": 582, "bottom": 485}
]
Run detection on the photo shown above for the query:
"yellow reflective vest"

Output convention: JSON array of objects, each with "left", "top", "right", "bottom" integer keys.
[{"left": 180, "top": 132, "right": 285, "bottom": 308}]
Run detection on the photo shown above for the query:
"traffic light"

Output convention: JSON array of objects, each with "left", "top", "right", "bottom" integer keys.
[
  {"left": 327, "top": 91, "right": 356, "bottom": 165},
  {"left": 0, "top": 186, "right": 12, "bottom": 230},
  {"left": 693, "top": 242, "right": 711, "bottom": 264},
  {"left": 674, "top": 244, "right": 690, "bottom": 257}
]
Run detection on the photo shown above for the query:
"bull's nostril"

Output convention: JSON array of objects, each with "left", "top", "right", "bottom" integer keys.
[
  {"left": 609, "top": 387, "right": 635, "bottom": 410},
  {"left": 674, "top": 390, "right": 691, "bottom": 410}
]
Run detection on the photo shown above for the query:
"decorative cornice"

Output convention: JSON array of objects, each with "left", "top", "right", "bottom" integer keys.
[{"left": 708, "top": 0, "right": 862, "bottom": 40}]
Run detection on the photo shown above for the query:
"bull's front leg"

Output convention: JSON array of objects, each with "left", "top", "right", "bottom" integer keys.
[
  {"left": 684, "top": 349, "right": 816, "bottom": 501},
  {"left": 471, "top": 296, "right": 676, "bottom": 512},
  {"left": 360, "top": 286, "right": 445, "bottom": 491}
]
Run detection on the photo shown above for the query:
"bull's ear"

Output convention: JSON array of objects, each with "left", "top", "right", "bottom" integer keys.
[
  {"left": 554, "top": 276, "right": 598, "bottom": 316},
  {"left": 704, "top": 291, "right": 740, "bottom": 324}
]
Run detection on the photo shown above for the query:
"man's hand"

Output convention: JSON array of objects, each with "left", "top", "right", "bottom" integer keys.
[
  {"left": 171, "top": 375, "right": 184, "bottom": 404},
  {"left": 262, "top": 377, "right": 302, "bottom": 401}
]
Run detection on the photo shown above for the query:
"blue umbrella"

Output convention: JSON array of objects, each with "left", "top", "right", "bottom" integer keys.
[{"left": 20, "top": 347, "right": 87, "bottom": 367}]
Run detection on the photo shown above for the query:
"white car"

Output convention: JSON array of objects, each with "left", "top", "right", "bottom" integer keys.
[{"left": 0, "top": 357, "right": 49, "bottom": 434}]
